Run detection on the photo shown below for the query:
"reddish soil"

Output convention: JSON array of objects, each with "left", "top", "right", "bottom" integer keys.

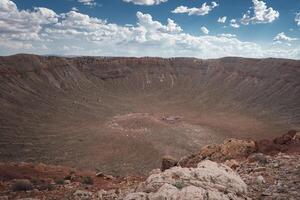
[{"left": 0, "top": 162, "right": 143, "bottom": 199}]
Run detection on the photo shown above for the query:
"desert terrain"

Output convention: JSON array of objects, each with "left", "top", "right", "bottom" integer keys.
[{"left": 0, "top": 54, "right": 299, "bottom": 176}]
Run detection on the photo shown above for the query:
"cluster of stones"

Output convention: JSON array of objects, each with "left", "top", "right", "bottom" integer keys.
[{"left": 237, "top": 153, "right": 300, "bottom": 200}]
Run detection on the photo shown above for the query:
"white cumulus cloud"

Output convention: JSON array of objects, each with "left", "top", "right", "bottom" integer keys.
[
  {"left": 218, "top": 33, "right": 237, "bottom": 38},
  {"left": 0, "top": 0, "right": 300, "bottom": 59},
  {"left": 0, "top": 0, "right": 58, "bottom": 46},
  {"left": 136, "top": 12, "right": 182, "bottom": 33},
  {"left": 241, "top": 0, "right": 279, "bottom": 25},
  {"left": 218, "top": 16, "right": 227, "bottom": 23},
  {"left": 295, "top": 13, "right": 300, "bottom": 26},
  {"left": 230, "top": 19, "right": 240, "bottom": 28},
  {"left": 201, "top": 26, "right": 209, "bottom": 34},
  {"left": 172, "top": 2, "right": 218, "bottom": 16},
  {"left": 78, "top": 0, "right": 97, "bottom": 7},
  {"left": 274, "top": 32, "right": 298, "bottom": 42},
  {"left": 123, "top": 0, "right": 167, "bottom": 5}
]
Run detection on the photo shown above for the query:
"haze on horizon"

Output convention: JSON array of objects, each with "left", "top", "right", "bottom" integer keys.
[{"left": 1, "top": 0, "right": 300, "bottom": 59}]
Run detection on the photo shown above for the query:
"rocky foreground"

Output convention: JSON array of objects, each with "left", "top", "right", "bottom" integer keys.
[{"left": 0, "top": 131, "right": 299, "bottom": 200}]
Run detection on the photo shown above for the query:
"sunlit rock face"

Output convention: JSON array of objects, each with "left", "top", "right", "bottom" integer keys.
[
  {"left": 0, "top": 54, "right": 299, "bottom": 175},
  {"left": 125, "top": 160, "right": 249, "bottom": 200}
]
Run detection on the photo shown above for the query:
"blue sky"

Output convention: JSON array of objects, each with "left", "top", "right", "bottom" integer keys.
[{"left": 1, "top": 0, "right": 300, "bottom": 58}]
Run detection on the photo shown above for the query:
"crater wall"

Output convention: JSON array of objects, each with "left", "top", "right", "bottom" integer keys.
[{"left": 0, "top": 54, "right": 299, "bottom": 175}]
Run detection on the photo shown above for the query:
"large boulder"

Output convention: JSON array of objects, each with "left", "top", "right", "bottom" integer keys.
[
  {"left": 161, "top": 156, "right": 178, "bottom": 171},
  {"left": 255, "top": 130, "right": 300, "bottom": 154},
  {"left": 179, "top": 138, "right": 257, "bottom": 167},
  {"left": 255, "top": 139, "right": 282, "bottom": 154},
  {"left": 125, "top": 160, "right": 249, "bottom": 200},
  {"left": 217, "top": 139, "right": 257, "bottom": 160},
  {"left": 273, "top": 130, "right": 297, "bottom": 145}
]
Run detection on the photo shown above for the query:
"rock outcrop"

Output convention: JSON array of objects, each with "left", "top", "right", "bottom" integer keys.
[
  {"left": 178, "top": 138, "right": 257, "bottom": 168},
  {"left": 256, "top": 130, "right": 300, "bottom": 154},
  {"left": 124, "top": 160, "right": 249, "bottom": 200},
  {"left": 238, "top": 153, "right": 300, "bottom": 200},
  {"left": 161, "top": 156, "right": 178, "bottom": 171}
]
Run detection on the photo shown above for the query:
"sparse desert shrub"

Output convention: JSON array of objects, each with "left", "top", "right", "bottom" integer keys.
[
  {"left": 12, "top": 179, "right": 33, "bottom": 191},
  {"left": 30, "top": 178, "right": 55, "bottom": 191},
  {"left": 174, "top": 181, "right": 185, "bottom": 189},
  {"left": 55, "top": 178, "right": 65, "bottom": 185},
  {"left": 38, "top": 182, "right": 55, "bottom": 191},
  {"left": 30, "top": 178, "right": 40, "bottom": 185},
  {"left": 81, "top": 176, "right": 94, "bottom": 185}
]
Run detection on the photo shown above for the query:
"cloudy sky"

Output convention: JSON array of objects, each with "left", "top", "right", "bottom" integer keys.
[{"left": 1, "top": 0, "right": 300, "bottom": 58}]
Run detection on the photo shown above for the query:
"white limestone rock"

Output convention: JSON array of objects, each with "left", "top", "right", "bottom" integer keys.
[
  {"left": 126, "top": 160, "right": 249, "bottom": 200},
  {"left": 124, "top": 192, "right": 148, "bottom": 200}
]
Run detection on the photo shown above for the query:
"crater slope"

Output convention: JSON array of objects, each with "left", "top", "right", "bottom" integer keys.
[{"left": 0, "top": 54, "right": 299, "bottom": 175}]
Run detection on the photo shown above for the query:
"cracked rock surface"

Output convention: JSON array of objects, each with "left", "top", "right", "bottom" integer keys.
[{"left": 125, "top": 160, "right": 249, "bottom": 200}]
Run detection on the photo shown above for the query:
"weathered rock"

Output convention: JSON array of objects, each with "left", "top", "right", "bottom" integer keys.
[
  {"left": 274, "top": 130, "right": 297, "bottom": 145},
  {"left": 179, "top": 138, "right": 257, "bottom": 168},
  {"left": 218, "top": 139, "right": 257, "bottom": 160},
  {"left": 161, "top": 156, "right": 178, "bottom": 171},
  {"left": 96, "top": 172, "right": 114, "bottom": 180},
  {"left": 253, "top": 167, "right": 266, "bottom": 172},
  {"left": 255, "top": 139, "right": 282, "bottom": 154},
  {"left": 255, "top": 131, "right": 300, "bottom": 154},
  {"left": 224, "top": 159, "right": 240, "bottom": 169},
  {"left": 248, "top": 153, "right": 268, "bottom": 164},
  {"left": 148, "top": 168, "right": 161, "bottom": 176},
  {"left": 199, "top": 144, "right": 220, "bottom": 159},
  {"left": 238, "top": 153, "right": 300, "bottom": 200},
  {"left": 177, "top": 154, "right": 203, "bottom": 168},
  {"left": 256, "top": 175, "right": 265, "bottom": 184},
  {"left": 96, "top": 189, "right": 118, "bottom": 200},
  {"left": 96, "top": 172, "right": 105, "bottom": 177},
  {"left": 293, "top": 132, "right": 300, "bottom": 140},
  {"left": 148, "top": 184, "right": 179, "bottom": 199},
  {"left": 124, "top": 192, "right": 148, "bottom": 200},
  {"left": 127, "top": 160, "right": 248, "bottom": 200},
  {"left": 203, "top": 138, "right": 256, "bottom": 161},
  {"left": 150, "top": 184, "right": 208, "bottom": 200},
  {"left": 171, "top": 185, "right": 207, "bottom": 200},
  {"left": 73, "top": 190, "right": 93, "bottom": 200}
]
